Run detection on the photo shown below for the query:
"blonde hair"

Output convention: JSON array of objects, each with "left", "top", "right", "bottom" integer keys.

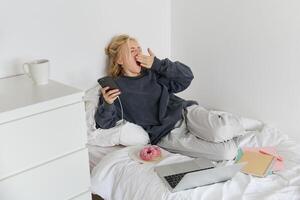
[{"left": 105, "top": 34, "right": 137, "bottom": 77}]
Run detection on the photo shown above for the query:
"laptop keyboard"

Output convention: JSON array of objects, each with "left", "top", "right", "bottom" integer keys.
[
  {"left": 164, "top": 172, "right": 190, "bottom": 188},
  {"left": 163, "top": 167, "right": 214, "bottom": 189}
]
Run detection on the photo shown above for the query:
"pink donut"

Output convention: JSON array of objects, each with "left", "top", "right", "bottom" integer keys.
[{"left": 139, "top": 145, "right": 162, "bottom": 161}]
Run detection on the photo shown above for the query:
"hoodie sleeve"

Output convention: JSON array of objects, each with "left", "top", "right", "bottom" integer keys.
[
  {"left": 151, "top": 57, "right": 194, "bottom": 93},
  {"left": 94, "top": 95, "right": 119, "bottom": 129}
]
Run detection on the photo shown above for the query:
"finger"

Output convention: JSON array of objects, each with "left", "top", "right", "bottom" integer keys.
[
  {"left": 136, "top": 55, "right": 148, "bottom": 64},
  {"left": 105, "top": 90, "right": 119, "bottom": 97},
  {"left": 140, "top": 63, "right": 149, "bottom": 68},
  {"left": 109, "top": 92, "right": 121, "bottom": 99},
  {"left": 136, "top": 58, "right": 147, "bottom": 65},
  {"left": 137, "top": 54, "right": 149, "bottom": 60},
  {"left": 136, "top": 57, "right": 146, "bottom": 65},
  {"left": 147, "top": 48, "right": 155, "bottom": 56},
  {"left": 104, "top": 92, "right": 120, "bottom": 102},
  {"left": 100, "top": 87, "right": 110, "bottom": 94},
  {"left": 107, "top": 95, "right": 118, "bottom": 102},
  {"left": 139, "top": 60, "right": 148, "bottom": 66},
  {"left": 136, "top": 55, "right": 145, "bottom": 61},
  {"left": 106, "top": 89, "right": 120, "bottom": 96},
  {"left": 107, "top": 91, "right": 121, "bottom": 97}
]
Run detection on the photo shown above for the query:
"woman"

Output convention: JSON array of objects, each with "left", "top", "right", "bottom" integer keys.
[{"left": 95, "top": 34, "right": 245, "bottom": 161}]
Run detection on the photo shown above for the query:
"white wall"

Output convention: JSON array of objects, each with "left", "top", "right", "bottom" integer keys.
[
  {"left": 2, "top": 0, "right": 299, "bottom": 142},
  {"left": 172, "top": 0, "right": 300, "bottom": 141},
  {"left": 0, "top": 0, "right": 171, "bottom": 90}
]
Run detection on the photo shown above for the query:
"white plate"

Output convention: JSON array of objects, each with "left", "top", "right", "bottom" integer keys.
[{"left": 128, "top": 146, "right": 169, "bottom": 164}]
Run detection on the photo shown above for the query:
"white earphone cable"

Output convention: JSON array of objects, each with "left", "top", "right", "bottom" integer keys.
[{"left": 117, "top": 96, "right": 124, "bottom": 124}]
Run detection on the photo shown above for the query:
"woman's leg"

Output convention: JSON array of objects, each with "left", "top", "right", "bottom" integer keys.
[
  {"left": 158, "top": 119, "right": 238, "bottom": 161},
  {"left": 186, "top": 105, "right": 245, "bottom": 143}
]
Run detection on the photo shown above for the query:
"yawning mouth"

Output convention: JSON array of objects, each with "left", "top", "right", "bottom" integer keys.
[{"left": 136, "top": 60, "right": 141, "bottom": 66}]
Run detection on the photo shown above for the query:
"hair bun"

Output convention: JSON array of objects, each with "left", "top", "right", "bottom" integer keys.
[
  {"left": 105, "top": 47, "right": 110, "bottom": 55},
  {"left": 105, "top": 47, "right": 117, "bottom": 57}
]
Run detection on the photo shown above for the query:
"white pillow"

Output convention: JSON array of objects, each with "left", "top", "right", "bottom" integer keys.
[{"left": 83, "top": 85, "right": 150, "bottom": 147}]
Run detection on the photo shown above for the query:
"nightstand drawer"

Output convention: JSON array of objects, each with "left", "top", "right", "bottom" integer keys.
[
  {"left": 0, "top": 149, "right": 90, "bottom": 200},
  {"left": 0, "top": 102, "right": 87, "bottom": 180}
]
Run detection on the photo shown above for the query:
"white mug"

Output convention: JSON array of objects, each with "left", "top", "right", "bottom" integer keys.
[{"left": 23, "top": 59, "right": 50, "bottom": 85}]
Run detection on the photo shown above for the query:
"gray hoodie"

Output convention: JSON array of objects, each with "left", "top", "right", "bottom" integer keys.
[{"left": 95, "top": 57, "right": 196, "bottom": 144}]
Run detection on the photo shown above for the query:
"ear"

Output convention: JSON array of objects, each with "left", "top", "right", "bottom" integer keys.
[{"left": 117, "top": 57, "right": 123, "bottom": 65}]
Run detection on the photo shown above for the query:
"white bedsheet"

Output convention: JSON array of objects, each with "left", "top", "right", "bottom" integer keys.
[
  {"left": 87, "top": 144, "right": 124, "bottom": 171},
  {"left": 91, "top": 124, "right": 300, "bottom": 200}
]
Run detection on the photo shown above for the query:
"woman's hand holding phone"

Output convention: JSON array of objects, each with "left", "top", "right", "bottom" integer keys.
[{"left": 100, "top": 87, "right": 121, "bottom": 104}]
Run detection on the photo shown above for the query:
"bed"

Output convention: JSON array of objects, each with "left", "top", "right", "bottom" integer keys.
[
  {"left": 87, "top": 145, "right": 124, "bottom": 172},
  {"left": 89, "top": 125, "right": 300, "bottom": 200},
  {"left": 85, "top": 86, "right": 300, "bottom": 200}
]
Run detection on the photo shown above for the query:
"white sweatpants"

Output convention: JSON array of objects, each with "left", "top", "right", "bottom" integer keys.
[{"left": 158, "top": 105, "right": 245, "bottom": 161}]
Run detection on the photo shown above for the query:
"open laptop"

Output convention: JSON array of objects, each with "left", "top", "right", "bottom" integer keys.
[{"left": 154, "top": 157, "right": 245, "bottom": 192}]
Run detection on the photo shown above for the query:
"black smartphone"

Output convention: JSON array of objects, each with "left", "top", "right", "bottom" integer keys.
[{"left": 97, "top": 76, "right": 119, "bottom": 91}]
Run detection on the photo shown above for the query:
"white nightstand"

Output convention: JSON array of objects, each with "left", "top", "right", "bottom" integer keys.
[{"left": 0, "top": 75, "right": 91, "bottom": 200}]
